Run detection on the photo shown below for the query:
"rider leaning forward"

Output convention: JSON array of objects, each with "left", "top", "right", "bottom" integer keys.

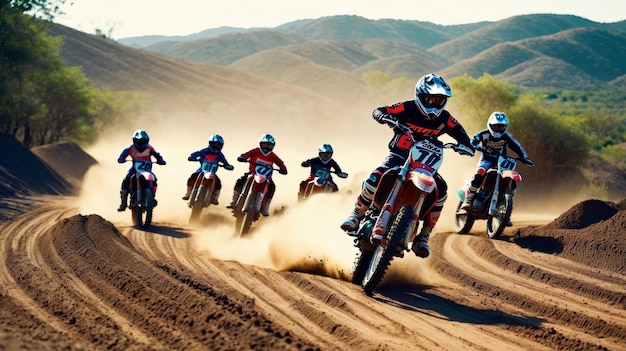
[{"left": 340, "top": 73, "right": 475, "bottom": 258}]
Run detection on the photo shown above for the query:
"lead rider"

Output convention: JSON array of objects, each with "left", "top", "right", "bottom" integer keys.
[{"left": 340, "top": 73, "right": 474, "bottom": 258}]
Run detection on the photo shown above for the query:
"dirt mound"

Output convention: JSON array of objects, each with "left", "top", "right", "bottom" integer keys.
[
  {"left": 0, "top": 133, "right": 72, "bottom": 197},
  {"left": 518, "top": 198, "right": 626, "bottom": 273},
  {"left": 42, "top": 214, "right": 320, "bottom": 351},
  {"left": 545, "top": 199, "right": 620, "bottom": 229},
  {"left": 32, "top": 141, "right": 98, "bottom": 188}
]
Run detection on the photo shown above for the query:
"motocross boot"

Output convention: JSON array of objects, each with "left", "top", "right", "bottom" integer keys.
[
  {"left": 460, "top": 187, "right": 478, "bottom": 211},
  {"left": 340, "top": 205, "right": 366, "bottom": 232},
  {"left": 210, "top": 189, "right": 220, "bottom": 205},
  {"left": 117, "top": 190, "right": 128, "bottom": 212},
  {"left": 182, "top": 186, "right": 192, "bottom": 200},
  {"left": 226, "top": 190, "right": 240, "bottom": 209},
  {"left": 411, "top": 226, "right": 433, "bottom": 258}
]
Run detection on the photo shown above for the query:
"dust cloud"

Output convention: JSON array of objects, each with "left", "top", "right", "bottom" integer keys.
[{"left": 72, "top": 93, "right": 498, "bottom": 287}]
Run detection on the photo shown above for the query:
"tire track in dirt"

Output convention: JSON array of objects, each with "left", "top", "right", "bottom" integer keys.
[
  {"left": 431, "top": 231, "right": 626, "bottom": 351},
  {"left": 2, "top": 197, "right": 625, "bottom": 350}
]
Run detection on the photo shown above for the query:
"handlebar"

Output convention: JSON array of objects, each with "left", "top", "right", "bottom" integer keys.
[{"left": 239, "top": 159, "right": 287, "bottom": 174}]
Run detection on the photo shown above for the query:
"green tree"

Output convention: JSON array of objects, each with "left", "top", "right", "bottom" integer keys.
[{"left": 451, "top": 73, "right": 517, "bottom": 129}]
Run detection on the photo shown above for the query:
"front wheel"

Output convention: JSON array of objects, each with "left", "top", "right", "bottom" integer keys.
[
  {"left": 240, "top": 191, "right": 259, "bottom": 237},
  {"left": 189, "top": 186, "right": 208, "bottom": 224},
  {"left": 351, "top": 247, "right": 374, "bottom": 285},
  {"left": 134, "top": 188, "right": 154, "bottom": 229},
  {"left": 362, "top": 205, "right": 413, "bottom": 296},
  {"left": 454, "top": 201, "right": 475, "bottom": 234},
  {"left": 486, "top": 193, "right": 512, "bottom": 239}
]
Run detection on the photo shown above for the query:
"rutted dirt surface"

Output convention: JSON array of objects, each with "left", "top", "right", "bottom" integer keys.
[{"left": 1, "top": 140, "right": 625, "bottom": 351}]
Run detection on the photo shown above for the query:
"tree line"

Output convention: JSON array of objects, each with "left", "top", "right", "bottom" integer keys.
[{"left": 0, "top": 0, "right": 137, "bottom": 147}]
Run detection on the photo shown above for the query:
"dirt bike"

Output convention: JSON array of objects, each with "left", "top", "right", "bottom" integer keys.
[
  {"left": 348, "top": 120, "right": 474, "bottom": 296},
  {"left": 187, "top": 155, "right": 233, "bottom": 224},
  {"left": 298, "top": 168, "right": 348, "bottom": 202},
  {"left": 454, "top": 149, "right": 532, "bottom": 239},
  {"left": 125, "top": 160, "right": 160, "bottom": 229},
  {"left": 231, "top": 160, "right": 285, "bottom": 237}
]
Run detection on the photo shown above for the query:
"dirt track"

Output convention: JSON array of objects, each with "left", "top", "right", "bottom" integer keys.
[{"left": 1, "top": 192, "right": 624, "bottom": 350}]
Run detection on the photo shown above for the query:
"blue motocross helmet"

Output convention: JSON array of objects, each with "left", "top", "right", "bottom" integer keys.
[
  {"left": 318, "top": 144, "right": 333, "bottom": 164},
  {"left": 132, "top": 129, "right": 149, "bottom": 152},
  {"left": 258, "top": 134, "right": 275, "bottom": 156},
  {"left": 208, "top": 134, "right": 224, "bottom": 152}
]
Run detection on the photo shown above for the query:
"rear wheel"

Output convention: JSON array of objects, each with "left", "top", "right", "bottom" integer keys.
[
  {"left": 362, "top": 205, "right": 413, "bottom": 296},
  {"left": 486, "top": 193, "right": 512, "bottom": 239},
  {"left": 454, "top": 201, "right": 475, "bottom": 234}
]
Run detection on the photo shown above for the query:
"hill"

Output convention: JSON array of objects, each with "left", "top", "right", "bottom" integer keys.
[{"left": 129, "top": 14, "right": 626, "bottom": 89}]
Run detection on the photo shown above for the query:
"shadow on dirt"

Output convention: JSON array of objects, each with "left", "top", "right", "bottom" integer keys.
[
  {"left": 378, "top": 288, "right": 544, "bottom": 328},
  {"left": 140, "top": 224, "right": 190, "bottom": 238},
  {"left": 513, "top": 235, "right": 563, "bottom": 254}
]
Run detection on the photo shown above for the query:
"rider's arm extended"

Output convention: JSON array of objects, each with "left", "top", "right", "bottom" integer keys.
[
  {"left": 445, "top": 114, "right": 474, "bottom": 151},
  {"left": 503, "top": 133, "right": 528, "bottom": 159},
  {"left": 149, "top": 147, "right": 166, "bottom": 165},
  {"left": 117, "top": 147, "right": 131, "bottom": 163}
]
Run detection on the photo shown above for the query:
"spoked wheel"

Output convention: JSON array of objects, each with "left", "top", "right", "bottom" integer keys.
[
  {"left": 486, "top": 193, "right": 512, "bottom": 239},
  {"left": 135, "top": 188, "right": 154, "bottom": 229},
  {"left": 361, "top": 205, "right": 413, "bottom": 296},
  {"left": 351, "top": 247, "right": 374, "bottom": 285},
  {"left": 189, "top": 186, "right": 207, "bottom": 224},
  {"left": 239, "top": 191, "right": 259, "bottom": 237},
  {"left": 454, "top": 201, "right": 475, "bottom": 234}
]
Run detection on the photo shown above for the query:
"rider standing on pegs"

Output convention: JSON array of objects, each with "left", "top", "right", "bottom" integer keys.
[
  {"left": 226, "top": 134, "right": 288, "bottom": 216},
  {"left": 460, "top": 111, "right": 534, "bottom": 214},
  {"left": 182, "top": 134, "right": 235, "bottom": 205},
  {"left": 298, "top": 143, "right": 346, "bottom": 199},
  {"left": 117, "top": 129, "right": 166, "bottom": 212},
  {"left": 340, "top": 73, "right": 475, "bottom": 258}
]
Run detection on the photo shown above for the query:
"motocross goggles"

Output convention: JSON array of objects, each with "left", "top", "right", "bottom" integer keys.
[
  {"left": 490, "top": 124, "right": 507, "bottom": 133},
  {"left": 209, "top": 141, "right": 223, "bottom": 151},
  {"left": 319, "top": 152, "right": 332, "bottom": 160},
  {"left": 260, "top": 142, "right": 274, "bottom": 150},
  {"left": 422, "top": 94, "right": 448, "bottom": 109}
]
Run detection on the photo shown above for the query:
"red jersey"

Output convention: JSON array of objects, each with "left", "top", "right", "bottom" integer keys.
[{"left": 240, "top": 148, "right": 287, "bottom": 173}]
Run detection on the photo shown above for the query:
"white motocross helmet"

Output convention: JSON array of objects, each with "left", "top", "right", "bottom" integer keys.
[
  {"left": 258, "top": 134, "right": 275, "bottom": 156},
  {"left": 487, "top": 112, "right": 509, "bottom": 138},
  {"left": 414, "top": 73, "right": 452, "bottom": 120}
]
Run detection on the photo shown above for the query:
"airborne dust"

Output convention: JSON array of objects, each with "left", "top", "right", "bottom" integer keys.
[{"left": 71, "top": 92, "right": 566, "bottom": 289}]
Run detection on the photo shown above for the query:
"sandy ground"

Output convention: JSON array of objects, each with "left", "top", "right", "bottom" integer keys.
[{"left": 0, "top": 135, "right": 625, "bottom": 351}]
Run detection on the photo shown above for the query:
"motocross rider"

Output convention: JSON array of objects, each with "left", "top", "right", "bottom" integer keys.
[
  {"left": 117, "top": 129, "right": 166, "bottom": 212},
  {"left": 460, "top": 111, "right": 534, "bottom": 214},
  {"left": 340, "top": 73, "right": 475, "bottom": 258},
  {"left": 226, "top": 134, "right": 288, "bottom": 216},
  {"left": 298, "top": 144, "right": 346, "bottom": 199},
  {"left": 182, "top": 134, "right": 235, "bottom": 205}
]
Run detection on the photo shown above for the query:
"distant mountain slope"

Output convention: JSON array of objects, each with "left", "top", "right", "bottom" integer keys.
[
  {"left": 128, "top": 14, "right": 626, "bottom": 89},
  {"left": 145, "top": 30, "right": 303, "bottom": 65},
  {"left": 228, "top": 50, "right": 375, "bottom": 104},
  {"left": 440, "top": 27, "right": 626, "bottom": 89},
  {"left": 429, "top": 14, "right": 597, "bottom": 62}
]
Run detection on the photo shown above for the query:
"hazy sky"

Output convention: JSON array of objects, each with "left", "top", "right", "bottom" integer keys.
[{"left": 55, "top": 0, "right": 626, "bottom": 39}]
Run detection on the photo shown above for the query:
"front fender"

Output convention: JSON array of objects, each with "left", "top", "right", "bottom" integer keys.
[
  {"left": 501, "top": 170, "right": 522, "bottom": 182},
  {"left": 140, "top": 171, "right": 156, "bottom": 182}
]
